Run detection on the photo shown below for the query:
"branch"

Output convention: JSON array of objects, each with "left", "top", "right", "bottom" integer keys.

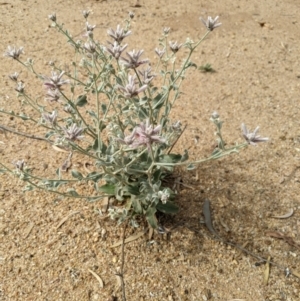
[{"left": 0, "top": 124, "right": 53, "bottom": 144}]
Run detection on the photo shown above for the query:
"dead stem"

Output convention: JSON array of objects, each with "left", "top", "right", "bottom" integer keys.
[
  {"left": 167, "top": 124, "right": 187, "bottom": 154},
  {"left": 0, "top": 124, "right": 53, "bottom": 144},
  {"left": 202, "top": 199, "right": 300, "bottom": 278},
  {"left": 120, "top": 219, "right": 129, "bottom": 301}
]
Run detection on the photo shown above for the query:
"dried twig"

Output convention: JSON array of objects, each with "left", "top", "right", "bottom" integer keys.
[
  {"left": 88, "top": 269, "right": 104, "bottom": 288},
  {"left": 116, "top": 219, "right": 129, "bottom": 301},
  {"left": 266, "top": 231, "right": 300, "bottom": 249},
  {"left": 263, "top": 256, "right": 271, "bottom": 285},
  {"left": 23, "top": 222, "right": 34, "bottom": 239},
  {"left": 56, "top": 211, "right": 80, "bottom": 229},
  {"left": 110, "top": 230, "right": 145, "bottom": 248},
  {"left": 271, "top": 209, "right": 294, "bottom": 219},
  {"left": 0, "top": 124, "right": 53, "bottom": 144},
  {"left": 167, "top": 124, "right": 187, "bottom": 154},
  {"left": 202, "top": 199, "right": 300, "bottom": 279}
]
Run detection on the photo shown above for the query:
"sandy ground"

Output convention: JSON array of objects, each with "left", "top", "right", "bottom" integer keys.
[{"left": 0, "top": 0, "right": 300, "bottom": 300}]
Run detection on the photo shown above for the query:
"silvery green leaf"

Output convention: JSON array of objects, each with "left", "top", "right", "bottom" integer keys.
[
  {"left": 19, "top": 114, "right": 30, "bottom": 120},
  {"left": 23, "top": 184, "right": 33, "bottom": 192},
  {"left": 131, "top": 196, "right": 142, "bottom": 214},
  {"left": 186, "top": 163, "right": 195, "bottom": 170},
  {"left": 152, "top": 92, "right": 165, "bottom": 110},
  {"left": 156, "top": 201, "right": 179, "bottom": 214},
  {"left": 76, "top": 95, "right": 88, "bottom": 107},
  {"left": 56, "top": 168, "right": 61, "bottom": 180},
  {"left": 98, "top": 183, "right": 115, "bottom": 195},
  {"left": 159, "top": 154, "right": 182, "bottom": 163},
  {"left": 115, "top": 186, "right": 124, "bottom": 201},
  {"left": 101, "top": 103, "right": 107, "bottom": 114},
  {"left": 125, "top": 185, "right": 140, "bottom": 196},
  {"left": 152, "top": 169, "right": 162, "bottom": 182},
  {"left": 87, "top": 110, "right": 97, "bottom": 118},
  {"left": 165, "top": 103, "right": 171, "bottom": 115},
  {"left": 180, "top": 149, "right": 189, "bottom": 162},
  {"left": 67, "top": 188, "right": 79, "bottom": 196},
  {"left": 71, "top": 170, "right": 83, "bottom": 180},
  {"left": 86, "top": 172, "right": 102, "bottom": 182},
  {"left": 146, "top": 206, "right": 157, "bottom": 229},
  {"left": 211, "top": 148, "right": 221, "bottom": 155}
]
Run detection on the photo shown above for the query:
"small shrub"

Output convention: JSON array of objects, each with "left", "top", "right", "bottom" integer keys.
[{"left": 1, "top": 13, "right": 268, "bottom": 228}]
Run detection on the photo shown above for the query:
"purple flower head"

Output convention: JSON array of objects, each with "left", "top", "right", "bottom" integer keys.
[
  {"left": 82, "top": 10, "right": 90, "bottom": 19},
  {"left": 200, "top": 16, "right": 222, "bottom": 31},
  {"left": 155, "top": 47, "right": 165, "bottom": 59},
  {"left": 48, "top": 13, "right": 56, "bottom": 22},
  {"left": 169, "top": 41, "right": 183, "bottom": 53},
  {"left": 45, "top": 89, "right": 61, "bottom": 103},
  {"left": 171, "top": 120, "right": 182, "bottom": 131},
  {"left": 63, "top": 104, "right": 76, "bottom": 114},
  {"left": 84, "top": 41, "right": 97, "bottom": 54},
  {"left": 106, "top": 41, "right": 127, "bottom": 60},
  {"left": 8, "top": 72, "right": 19, "bottom": 82},
  {"left": 43, "top": 71, "right": 69, "bottom": 90},
  {"left": 4, "top": 46, "right": 24, "bottom": 59},
  {"left": 117, "top": 74, "right": 147, "bottom": 98},
  {"left": 12, "top": 159, "right": 25, "bottom": 171},
  {"left": 63, "top": 124, "right": 84, "bottom": 141},
  {"left": 86, "top": 22, "right": 96, "bottom": 32},
  {"left": 107, "top": 25, "right": 131, "bottom": 44},
  {"left": 241, "top": 123, "right": 269, "bottom": 146},
  {"left": 138, "top": 67, "right": 156, "bottom": 84},
  {"left": 121, "top": 49, "right": 149, "bottom": 69},
  {"left": 158, "top": 189, "right": 170, "bottom": 204},
  {"left": 163, "top": 27, "right": 170, "bottom": 35},
  {"left": 42, "top": 111, "right": 57, "bottom": 125},
  {"left": 15, "top": 82, "right": 25, "bottom": 93},
  {"left": 120, "top": 120, "right": 166, "bottom": 149}
]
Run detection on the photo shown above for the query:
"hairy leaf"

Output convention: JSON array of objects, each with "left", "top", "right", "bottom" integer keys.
[
  {"left": 76, "top": 94, "right": 88, "bottom": 107},
  {"left": 156, "top": 201, "right": 179, "bottom": 214}
]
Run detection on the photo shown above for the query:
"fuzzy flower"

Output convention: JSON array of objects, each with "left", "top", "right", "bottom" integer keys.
[
  {"left": 48, "top": 13, "right": 56, "bottom": 22},
  {"left": 86, "top": 22, "right": 96, "bottom": 32},
  {"left": 211, "top": 111, "right": 220, "bottom": 120},
  {"left": 120, "top": 120, "right": 166, "bottom": 149},
  {"left": 8, "top": 72, "right": 19, "bottom": 82},
  {"left": 106, "top": 41, "right": 127, "bottom": 60},
  {"left": 107, "top": 25, "right": 131, "bottom": 44},
  {"left": 241, "top": 123, "right": 269, "bottom": 146},
  {"left": 63, "top": 124, "right": 84, "bottom": 141},
  {"left": 129, "top": 11, "right": 135, "bottom": 19},
  {"left": 45, "top": 89, "right": 61, "bottom": 103},
  {"left": 42, "top": 111, "right": 57, "bottom": 125},
  {"left": 169, "top": 41, "right": 182, "bottom": 53},
  {"left": 117, "top": 75, "right": 147, "bottom": 98},
  {"left": 163, "top": 27, "right": 170, "bottom": 35},
  {"left": 63, "top": 104, "right": 76, "bottom": 114},
  {"left": 82, "top": 22, "right": 96, "bottom": 38},
  {"left": 121, "top": 49, "right": 149, "bottom": 69},
  {"left": 43, "top": 71, "right": 69, "bottom": 90},
  {"left": 138, "top": 67, "right": 156, "bottom": 84},
  {"left": 13, "top": 159, "right": 25, "bottom": 171},
  {"left": 15, "top": 82, "right": 25, "bottom": 93},
  {"left": 84, "top": 41, "right": 97, "bottom": 54},
  {"left": 158, "top": 189, "right": 170, "bottom": 204},
  {"left": 82, "top": 10, "right": 90, "bottom": 19},
  {"left": 171, "top": 120, "right": 182, "bottom": 131},
  {"left": 200, "top": 16, "right": 222, "bottom": 31},
  {"left": 155, "top": 47, "right": 165, "bottom": 58},
  {"left": 4, "top": 46, "right": 24, "bottom": 59}
]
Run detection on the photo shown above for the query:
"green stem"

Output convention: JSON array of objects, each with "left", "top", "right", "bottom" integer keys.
[{"left": 154, "top": 143, "right": 248, "bottom": 168}]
